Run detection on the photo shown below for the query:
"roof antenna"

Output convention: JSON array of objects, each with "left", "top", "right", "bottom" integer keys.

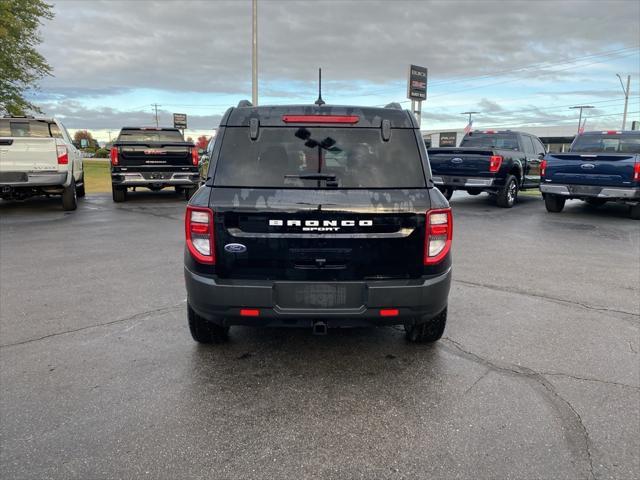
[{"left": 315, "top": 68, "right": 325, "bottom": 106}]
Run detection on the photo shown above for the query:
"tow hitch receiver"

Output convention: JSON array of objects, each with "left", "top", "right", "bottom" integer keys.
[{"left": 312, "top": 321, "right": 328, "bottom": 336}]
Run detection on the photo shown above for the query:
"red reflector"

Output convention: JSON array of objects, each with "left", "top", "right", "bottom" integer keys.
[
  {"left": 240, "top": 309, "right": 260, "bottom": 317},
  {"left": 282, "top": 115, "right": 359, "bottom": 124},
  {"left": 489, "top": 155, "right": 503, "bottom": 173},
  {"left": 191, "top": 147, "right": 199, "bottom": 166},
  {"left": 110, "top": 147, "right": 119, "bottom": 166},
  {"left": 380, "top": 308, "right": 399, "bottom": 317}
]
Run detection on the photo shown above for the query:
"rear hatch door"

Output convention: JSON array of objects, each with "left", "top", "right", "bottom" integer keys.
[{"left": 210, "top": 123, "right": 430, "bottom": 281}]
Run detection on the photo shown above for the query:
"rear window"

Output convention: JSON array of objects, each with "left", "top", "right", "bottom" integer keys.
[
  {"left": 117, "top": 129, "right": 184, "bottom": 142},
  {"left": 460, "top": 133, "right": 520, "bottom": 150},
  {"left": 571, "top": 135, "right": 640, "bottom": 153},
  {"left": 0, "top": 119, "right": 58, "bottom": 138},
  {"left": 213, "top": 127, "right": 425, "bottom": 189}
]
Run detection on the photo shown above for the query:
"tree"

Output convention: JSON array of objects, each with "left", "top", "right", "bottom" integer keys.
[
  {"left": 196, "top": 135, "right": 209, "bottom": 149},
  {"left": 0, "top": 0, "right": 54, "bottom": 115},
  {"left": 73, "top": 130, "right": 97, "bottom": 148}
]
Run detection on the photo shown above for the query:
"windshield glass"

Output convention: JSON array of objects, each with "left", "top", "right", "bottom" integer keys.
[
  {"left": 460, "top": 133, "right": 520, "bottom": 150},
  {"left": 571, "top": 134, "right": 640, "bottom": 153},
  {"left": 0, "top": 120, "right": 57, "bottom": 138},
  {"left": 214, "top": 127, "right": 425, "bottom": 189},
  {"left": 117, "top": 129, "right": 184, "bottom": 142}
]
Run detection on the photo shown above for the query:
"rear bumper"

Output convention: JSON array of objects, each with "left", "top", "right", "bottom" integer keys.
[
  {"left": 185, "top": 267, "right": 452, "bottom": 327},
  {"left": 0, "top": 172, "right": 69, "bottom": 188},
  {"left": 432, "top": 175, "right": 496, "bottom": 188},
  {"left": 540, "top": 183, "right": 640, "bottom": 200},
  {"left": 111, "top": 171, "right": 200, "bottom": 187}
]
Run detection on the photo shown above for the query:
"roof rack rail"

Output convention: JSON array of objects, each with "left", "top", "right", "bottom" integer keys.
[
  {"left": 384, "top": 102, "right": 402, "bottom": 110},
  {"left": 237, "top": 100, "right": 253, "bottom": 108}
]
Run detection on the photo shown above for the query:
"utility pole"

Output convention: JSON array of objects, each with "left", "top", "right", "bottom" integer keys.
[
  {"left": 151, "top": 104, "right": 160, "bottom": 127},
  {"left": 252, "top": 0, "right": 258, "bottom": 106},
  {"left": 616, "top": 74, "right": 631, "bottom": 130},
  {"left": 461, "top": 111, "right": 479, "bottom": 129},
  {"left": 570, "top": 105, "right": 594, "bottom": 134}
]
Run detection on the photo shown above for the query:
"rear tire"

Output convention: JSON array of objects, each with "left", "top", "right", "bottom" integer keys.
[
  {"left": 184, "top": 186, "right": 198, "bottom": 200},
  {"left": 496, "top": 174, "right": 518, "bottom": 208},
  {"left": 629, "top": 204, "right": 640, "bottom": 220},
  {"left": 405, "top": 308, "right": 447, "bottom": 343},
  {"left": 584, "top": 198, "right": 606, "bottom": 207},
  {"left": 112, "top": 186, "right": 126, "bottom": 203},
  {"left": 187, "top": 304, "right": 229, "bottom": 344},
  {"left": 544, "top": 193, "right": 565, "bottom": 213},
  {"left": 62, "top": 178, "right": 77, "bottom": 211},
  {"left": 76, "top": 173, "right": 86, "bottom": 198},
  {"left": 438, "top": 186, "right": 453, "bottom": 201}
]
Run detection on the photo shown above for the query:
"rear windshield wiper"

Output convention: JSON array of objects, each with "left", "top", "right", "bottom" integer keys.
[{"left": 284, "top": 173, "right": 337, "bottom": 181}]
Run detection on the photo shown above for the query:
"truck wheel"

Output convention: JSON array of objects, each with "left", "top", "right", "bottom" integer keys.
[
  {"left": 76, "top": 173, "right": 86, "bottom": 198},
  {"left": 496, "top": 174, "right": 518, "bottom": 208},
  {"left": 184, "top": 186, "right": 198, "bottom": 200},
  {"left": 112, "top": 186, "right": 126, "bottom": 203},
  {"left": 467, "top": 188, "right": 482, "bottom": 196},
  {"left": 405, "top": 308, "right": 447, "bottom": 343},
  {"left": 62, "top": 178, "right": 78, "bottom": 211},
  {"left": 438, "top": 186, "right": 453, "bottom": 201},
  {"left": 187, "top": 304, "right": 229, "bottom": 344},
  {"left": 544, "top": 193, "right": 565, "bottom": 213},
  {"left": 584, "top": 198, "right": 606, "bottom": 207},
  {"left": 629, "top": 204, "right": 640, "bottom": 220}
]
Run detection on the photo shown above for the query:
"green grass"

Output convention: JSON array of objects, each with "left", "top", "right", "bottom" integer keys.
[{"left": 83, "top": 160, "right": 111, "bottom": 193}]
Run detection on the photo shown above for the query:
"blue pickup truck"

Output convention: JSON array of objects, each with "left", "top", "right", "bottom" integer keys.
[{"left": 540, "top": 131, "right": 640, "bottom": 219}]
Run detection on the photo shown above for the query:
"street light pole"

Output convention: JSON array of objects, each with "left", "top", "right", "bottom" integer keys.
[
  {"left": 252, "top": 0, "right": 258, "bottom": 106},
  {"left": 616, "top": 74, "right": 631, "bottom": 130},
  {"left": 461, "top": 111, "right": 479, "bottom": 127},
  {"left": 570, "top": 105, "right": 594, "bottom": 134}
]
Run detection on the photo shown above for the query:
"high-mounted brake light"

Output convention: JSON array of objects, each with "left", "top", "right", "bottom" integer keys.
[
  {"left": 540, "top": 159, "right": 547, "bottom": 177},
  {"left": 484, "top": 130, "right": 496, "bottom": 134},
  {"left": 185, "top": 206, "right": 215, "bottom": 264},
  {"left": 110, "top": 147, "right": 119, "bottom": 166},
  {"left": 489, "top": 155, "right": 503, "bottom": 173},
  {"left": 191, "top": 147, "right": 199, "bottom": 166},
  {"left": 424, "top": 208, "right": 453, "bottom": 266},
  {"left": 634, "top": 161, "right": 640, "bottom": 182},
  {"left": 604, "top": 130, "right": 622, "bottom": 135},
  {"left": 282, "top": 115, "right": 359, "bottom": 124},
  {"left": 56, "top": 145, "right": 68, "bottom": 165}
]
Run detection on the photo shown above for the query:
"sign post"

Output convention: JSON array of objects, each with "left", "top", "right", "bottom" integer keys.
[
  {"left": 407, "top": 64, "right": 427, "bottom": 127},
  {"left": 173, "top": 113, "right": 187, "bottom": 133}
]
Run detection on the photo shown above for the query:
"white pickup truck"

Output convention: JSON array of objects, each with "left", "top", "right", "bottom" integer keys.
[{"left": 0, "top": 116, "right": 84, "bottom": 210}]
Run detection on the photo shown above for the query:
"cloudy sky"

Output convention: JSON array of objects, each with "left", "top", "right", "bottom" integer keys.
[{"left": 30, "top": 0, "right": 640, "bottom": 141}]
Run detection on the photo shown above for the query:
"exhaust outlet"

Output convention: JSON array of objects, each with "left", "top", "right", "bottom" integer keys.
[{"left": 312, "top": 321, "right": 328, "bottom": 336}]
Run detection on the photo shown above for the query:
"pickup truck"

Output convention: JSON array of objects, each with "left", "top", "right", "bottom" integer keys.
[
  {"left": 541, "top": 130, "right": 640, "bottom": 219},
  {"left": 110, "top": 127, "right": 201, "bottom": 202},
  {"left": 0, "top": 115, "right": 84, "bottom": 210},
  {"left": 428, "top": 130, "right": 546, "bottom": 207}
]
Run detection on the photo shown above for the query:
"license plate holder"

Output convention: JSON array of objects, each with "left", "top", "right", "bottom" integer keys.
[{"left": 274, "top": 283, "right": 364, "bottom": 309}]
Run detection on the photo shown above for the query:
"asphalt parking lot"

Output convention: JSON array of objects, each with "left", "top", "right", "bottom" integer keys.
[{"left": 1, "top": 191, "right": 638, "bottom": 479}]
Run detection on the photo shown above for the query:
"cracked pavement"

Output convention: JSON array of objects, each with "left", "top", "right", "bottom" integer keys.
[{"left": 1, "top": 191, "right": 639, "bottom": 479}]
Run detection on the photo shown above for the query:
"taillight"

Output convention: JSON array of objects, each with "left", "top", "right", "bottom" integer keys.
[
  {"left": 191, "top": 147, "right": 199, "bottom": 166},
  {"left": 56, "top": 145, "right": 68, "bottom": 165},
  {"left": 634, "top": 161, "right": 640, "bottom": 182},
  {"left": 110, "top": 147, "right": 119, "bottom": 166},
  {"left": 185, "top": 206, "right": 215, "bottom": 264},
  {"left": 489, "top": 155, "right": 503, "bottom": 173},
  {"left": 424, "top": 208, "right": 453, "bottom": 265},
  {"left": 540, "top": 159, "right": 547, "bottom": 177}
]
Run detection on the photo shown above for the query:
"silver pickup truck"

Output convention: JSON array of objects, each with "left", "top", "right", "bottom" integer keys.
[{"left": 0, "top": 116, "right": 84, "bottom": 210}]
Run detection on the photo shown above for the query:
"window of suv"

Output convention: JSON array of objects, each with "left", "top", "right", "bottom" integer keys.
[{"left": 213, "top": 127, "right": 425, "bottom": 189}]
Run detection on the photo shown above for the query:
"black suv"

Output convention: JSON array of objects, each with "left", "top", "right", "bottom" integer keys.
[{"left": 183, "top": 102, "right": 452, "bottom": 343}]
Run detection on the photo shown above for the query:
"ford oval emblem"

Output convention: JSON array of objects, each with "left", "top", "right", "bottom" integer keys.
[
  {"left": 224, "top": 243, "right": 247, "bottom": 254},
  {"left": 451, "top": 157, "right": 463, "bottom": 164},
  {"left": 580, "top": 163, "right": 596, "bottom": 169}
]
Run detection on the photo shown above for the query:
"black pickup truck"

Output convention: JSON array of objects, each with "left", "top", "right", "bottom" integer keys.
[
  {"left": 184, "top": 102, "right": 452, "bottom": 344},
  {"left": 109, "top": 127, "right": 201, "bottom": 202},
  {"left": 428, "top": 130, "right": 546, "bottom": 207}
]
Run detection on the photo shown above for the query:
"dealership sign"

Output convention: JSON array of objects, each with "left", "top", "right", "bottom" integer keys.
[
  {"left": 173, "top": 113, "right": 187, "bottom": 129},
  {"left": 439, "top": 132, "right": 457, "bottom": 147},
  {"left": 407, "top": 65, "right": 428, "bottom": 101}
]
